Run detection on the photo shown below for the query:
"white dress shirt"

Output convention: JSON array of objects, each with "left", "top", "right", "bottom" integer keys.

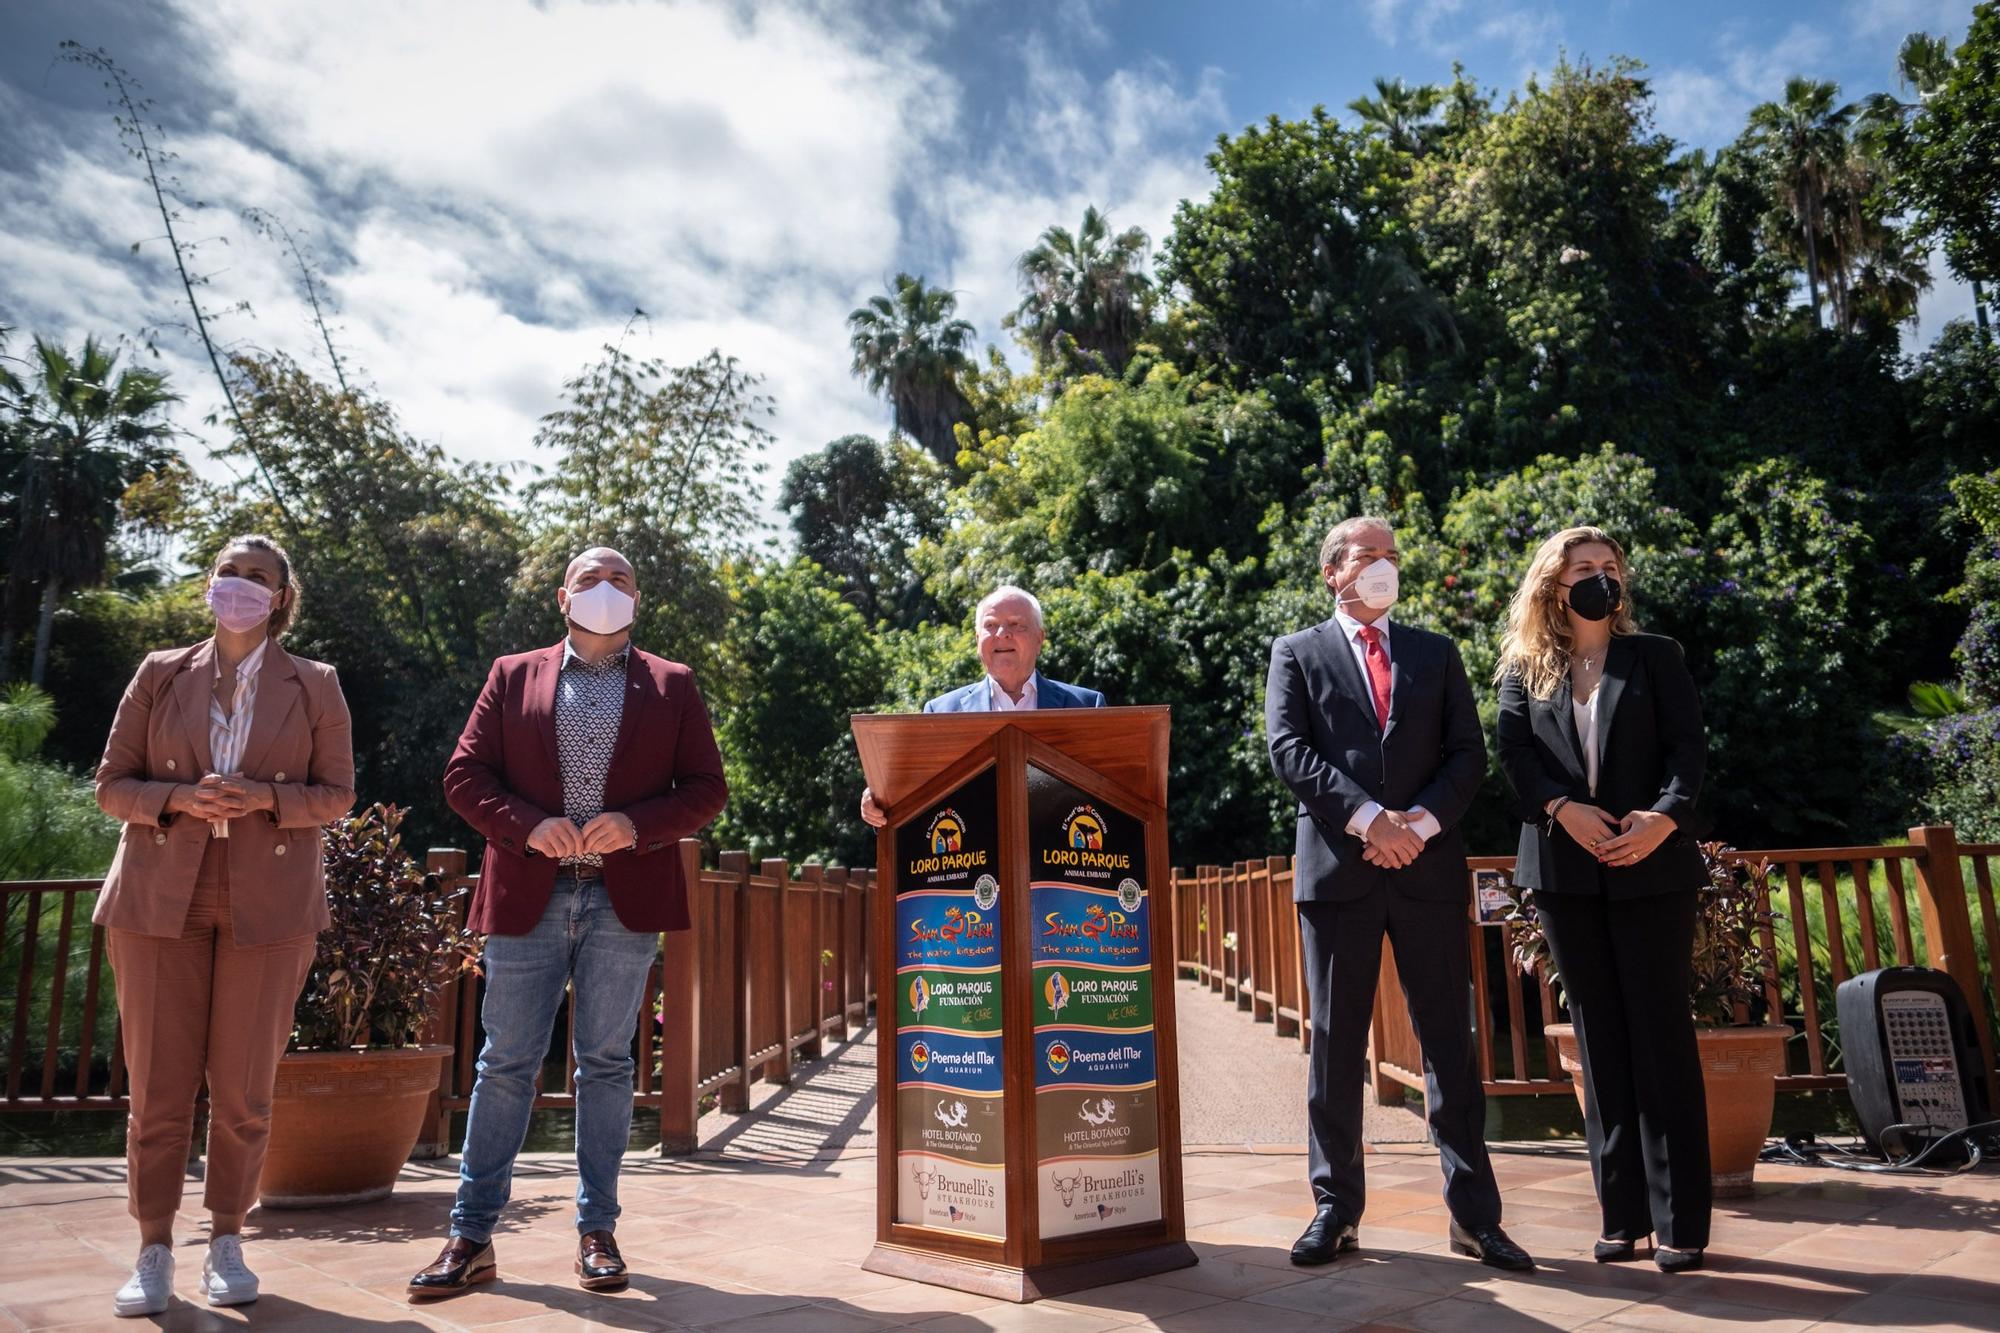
[
  {"left": 206, "top": 638, "right": 269, "bottom": 837},
  {"left": 986, "top": 674, "right": 1039, "bottom": 711},
  {"left": 1329, "top": 609, "right": 1443, "bottom": 845}
]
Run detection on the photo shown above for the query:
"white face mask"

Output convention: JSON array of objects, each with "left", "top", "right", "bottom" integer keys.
[
  {"left": 565, "top": 580, "right": 636, "bottom": 635},
  {"left": 1345, "top": 557, "right": 1400, "bottom": 611}
]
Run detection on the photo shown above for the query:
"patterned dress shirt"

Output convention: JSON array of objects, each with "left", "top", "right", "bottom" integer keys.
[{"left": 555, "top": 639, "right": 629, "bottom": 868}]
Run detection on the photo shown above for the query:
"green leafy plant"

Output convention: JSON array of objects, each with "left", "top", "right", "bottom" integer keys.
[
  {"left": 1505, "top": 841, "right": 1780, "bottom": 1027},
  {"left": 292, "top": 803, "right": 480, "bottom": 1052}
]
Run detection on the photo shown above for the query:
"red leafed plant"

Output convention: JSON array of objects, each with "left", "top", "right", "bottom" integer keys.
[{"left": 291, "top": 803, "right": 481, "bottom": 1051}]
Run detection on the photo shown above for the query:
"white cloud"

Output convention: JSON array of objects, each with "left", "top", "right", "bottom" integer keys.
[
  {"left": 1364, "top": 0, "right": 1562, "bottom": 68},
  {"left": 1650, "top": 21, "right": 1841, "bottom": 151}
]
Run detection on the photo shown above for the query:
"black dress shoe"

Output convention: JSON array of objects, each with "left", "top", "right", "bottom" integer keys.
[
  {"left": 1449, "top": 1220, "right": 1536, "bottom": 1272},
  {"left": 407, "top": 1237, "right": 496, "bottom": 1299},
  {"left": 576, "top": 1230, "right": 628, "bottom": 1291},
  {"left": 1290, "top": 1204, "right": 1359, "bottom": 1266},
  {"left": 1655, "top": 1245, "right": 1704, "bottom": 1273}
]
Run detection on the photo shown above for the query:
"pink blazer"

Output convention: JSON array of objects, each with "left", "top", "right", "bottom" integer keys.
[{"left": 93, "top": 639, "right": 356, "bottom": 945}]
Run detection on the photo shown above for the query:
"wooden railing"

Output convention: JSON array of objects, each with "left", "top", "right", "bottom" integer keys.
[
  {"left": 1173, "top": 825, "right": 2000, "bottom": 1109},
  {"left": 0, "top": 840, "right": 877, "bottom": 1159}
]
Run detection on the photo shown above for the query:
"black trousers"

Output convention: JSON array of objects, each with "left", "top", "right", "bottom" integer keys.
[
  {"left": 1299, "top": 892, "right": 1501, "bottom": 1228},
  {"left": 1534, "top": 887, "right": 1711, "bottom": 1248}
]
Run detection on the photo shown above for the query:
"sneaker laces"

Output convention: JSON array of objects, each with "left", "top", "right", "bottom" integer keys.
[
  {"left": 134, "top": 1244, "right": 172, "bottom": 1277},
  {"left": 208, "top": 1235, "right": 252, "bottom": 1281}
]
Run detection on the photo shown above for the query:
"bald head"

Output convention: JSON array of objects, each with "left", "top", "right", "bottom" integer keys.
[{"left": 565, "top": 546, "right": 635, "bottom": 590}]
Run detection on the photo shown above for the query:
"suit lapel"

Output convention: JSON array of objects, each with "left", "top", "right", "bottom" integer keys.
[
  {"left": 1541, "top": 674, "right": 1589, "bottom": 788},
  {"left": 1317, "top": 619, "right": 1375, "bottom": 728},
  {"left": 609, "top": 650, "right": 650, "bottom": 763},
  {"left": 172, "top": 640, "right": 218, "bottom": 776},
  {"left": 1381, "top": 623, "right": 1412, "bottom": 742},
  {"left": 533, "top": 643, "right": 564, "bottom": 776},
  {"left": 237, "top": 646, "right": 301, "bottom": 776},
  {"left": 1594, "top": 636, "right": 1634, "bottom": 772}
]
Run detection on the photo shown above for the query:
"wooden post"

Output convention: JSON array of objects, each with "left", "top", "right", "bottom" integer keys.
[
  {"left": 720, "top": 850, "right": 754, "bottom": 1113},
  {"left": 1910, "top": 824, "right": 2000, "bottom": 1108},
  {"left": 830, "top": 866, "right": 853, "bottom": 1039},
  {"left": 801, "top": 862, "right": 827, "bottom": 1061},
  {"left": 659, "top": 840, "right": 703, "bottom": 1155},
  {"left": 763, "top": 857, "right": 793, "bottom": 1083},
  {"left": 413, "top": 848, "right": 468, "bottom": 1159}
]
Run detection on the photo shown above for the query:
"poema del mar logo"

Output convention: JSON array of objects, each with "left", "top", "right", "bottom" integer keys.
[
  {"left": 910, "top": 1040, "right": 930, "bottom": 1074},
  {"left": 1044, "top": 1038, "right": 1072, "bottom": 1075}
]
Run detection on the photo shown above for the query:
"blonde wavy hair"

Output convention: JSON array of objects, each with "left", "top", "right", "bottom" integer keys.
[{"left": 1493, "top": 526, "right": 1639, "bottom": 699}]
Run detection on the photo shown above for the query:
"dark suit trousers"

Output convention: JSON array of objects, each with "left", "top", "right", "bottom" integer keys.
[
  {"left": 1534, "top": 887, "right": 1711, "bottom": 1248},
  {"left": 1299, "top": 892, "right": 1501, "bottom": 1228}
]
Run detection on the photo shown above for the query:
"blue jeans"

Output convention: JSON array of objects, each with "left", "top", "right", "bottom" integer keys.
[{"left": 450, "top": 877, "right": 658, "bottom": 1242}]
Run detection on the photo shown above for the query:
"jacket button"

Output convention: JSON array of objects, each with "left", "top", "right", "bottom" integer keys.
[
  {"left": 274, "top": 843, "right": 287, "bottom": 856},
  {"left": 153, "top": 832, "right": 168, "bottom": 845},
  {"left": 166, "top": 759, "right": 177, "bottom": 771},
  {"left": 273, "top": 771, "right": 286, "bottom": 782}
]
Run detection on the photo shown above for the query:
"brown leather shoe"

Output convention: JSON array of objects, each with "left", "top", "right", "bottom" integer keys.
[
  {"left": 576, "top": 1230, "right": 627, "bottom": 1291},
  {"left": 406, "top": 1236, "right": 496, "bottom": 1299}
]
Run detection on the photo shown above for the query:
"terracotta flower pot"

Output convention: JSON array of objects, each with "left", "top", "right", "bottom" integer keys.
[
  {"left": 1545, "top": 1022, "right": 1791, "bottom": 1199},
  {"left": 260, "top": 1045, "right": 450, "bottom": 1208}
]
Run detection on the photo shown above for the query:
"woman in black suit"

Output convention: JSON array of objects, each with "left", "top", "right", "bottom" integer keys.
[{"left": 1494, "top": 526, "right": 1710, "bottom": 1273}]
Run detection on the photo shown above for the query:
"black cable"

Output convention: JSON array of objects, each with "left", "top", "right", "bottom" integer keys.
[{"left": 1760, "top": 1118, "right": 2000, "bottom": 1175}]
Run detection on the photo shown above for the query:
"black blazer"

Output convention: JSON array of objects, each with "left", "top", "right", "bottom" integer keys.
[
  {"left": 1265, "top": 617, "right": 1486, "bottom": 904},
  {"left": 1495, "top": 633, "right": 1707, "bottom": 898}
]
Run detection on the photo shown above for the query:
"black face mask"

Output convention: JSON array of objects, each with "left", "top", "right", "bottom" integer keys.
[{"left": 1564, "top": 573, "right": 1623, "bottom": 622}]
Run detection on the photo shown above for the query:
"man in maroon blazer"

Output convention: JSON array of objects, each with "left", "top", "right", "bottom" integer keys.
[{"left": 409, "top": 547, "right": 726, "bottom": 1300}]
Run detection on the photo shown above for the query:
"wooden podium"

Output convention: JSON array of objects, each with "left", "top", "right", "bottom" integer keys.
[{"left": 852, "top": 706, "right": 1195, "bottom": 1302}]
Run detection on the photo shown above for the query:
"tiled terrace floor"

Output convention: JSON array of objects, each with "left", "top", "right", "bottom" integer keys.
[{"left": 3, "top": 1139, "right": 1997, "bottom": 1332}]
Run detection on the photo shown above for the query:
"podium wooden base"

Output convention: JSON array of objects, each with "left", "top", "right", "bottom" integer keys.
[{"left": 861, "top": 1239, "right": 1198, "bottom": 1304}]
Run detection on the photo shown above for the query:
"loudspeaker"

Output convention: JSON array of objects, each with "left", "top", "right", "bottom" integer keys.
[{"left": 1835, "top": 967, "right": 1990, "bottom": 1160}]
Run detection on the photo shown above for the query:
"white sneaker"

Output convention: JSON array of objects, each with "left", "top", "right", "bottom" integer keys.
[
  {"left": 112, "top": 1243, "right": 174, "bottom": 1317},
  {"left": 201, "top": 1234, "right": 259, "bottom": 1307}
]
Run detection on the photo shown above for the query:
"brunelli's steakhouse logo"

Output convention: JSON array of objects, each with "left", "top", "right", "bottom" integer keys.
[
  {"left": 1051, "top": 1169, "right": 1085, "bottom": 1207},
  {"left": 911, "top": 1165, "right": 937, "bottom": 1200}
]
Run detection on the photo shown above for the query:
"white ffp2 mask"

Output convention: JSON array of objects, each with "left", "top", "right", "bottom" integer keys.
[{"left": 1345, "top": 558, "right": 1400, "bottom": 612}]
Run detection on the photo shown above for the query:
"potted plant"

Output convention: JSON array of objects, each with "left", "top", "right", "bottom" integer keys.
[
  {"left": 261, "top": 803, "right": 480, "bottom": 1207},
  {"left": 1505, "top": 842, "right": 1792, "bottom": 1198}
]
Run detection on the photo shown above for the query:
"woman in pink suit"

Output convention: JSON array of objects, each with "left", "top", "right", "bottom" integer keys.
[{"left": 93, "top": 535, "right": 354, "bottom": 1316}]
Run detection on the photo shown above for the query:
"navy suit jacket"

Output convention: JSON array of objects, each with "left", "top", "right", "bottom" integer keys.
[
  {"left": 1265, "top": 617, "right": 1485, "bottom": 904},
  {"left": 923, "top": 671, "right": 1105, "bottom": 713}
]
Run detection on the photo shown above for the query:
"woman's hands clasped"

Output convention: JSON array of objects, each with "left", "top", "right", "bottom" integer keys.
[{"left": 1555, "top": 800, "right": 1675, "bottom": 867}]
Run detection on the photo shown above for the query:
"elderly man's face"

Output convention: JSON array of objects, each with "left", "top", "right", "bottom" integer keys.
[{"left": 977, "top": 595, "right": 1043, "bottom": 689}]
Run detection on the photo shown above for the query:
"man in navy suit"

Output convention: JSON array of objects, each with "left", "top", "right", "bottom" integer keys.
[
  {"left": 1265, "top": 517, "right": 1533, "bottom": 1273},
  {"left": 861, "top": 586, "right": 1102, "bottom": 825}
]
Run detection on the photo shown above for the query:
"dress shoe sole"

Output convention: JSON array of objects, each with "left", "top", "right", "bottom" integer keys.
[
  {"left": 575, "top": 1261, "right": 630, "bottom": 1292},
  {"left": 406, "top": 1262, "right": 496, "bottom": 1300}
]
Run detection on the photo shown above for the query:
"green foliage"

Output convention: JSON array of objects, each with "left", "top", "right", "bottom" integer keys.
[
  {"left": 849, "top": 274, "right": 977, "bottom": 467},
  {"left": 778, "top": 435, "right": 945, "bottom": 628},
  {"left": 1882, "top": 2, "right": 2000, "bottom": 285},
  {"left": 0, "top": 686, "right": 117, "bottom": 880},
  {"left": 294, "top": 804, "right": 480, "bottom": 1051},
  {"left": 713, "top": 559, "right": 885, "bottom": 867}
]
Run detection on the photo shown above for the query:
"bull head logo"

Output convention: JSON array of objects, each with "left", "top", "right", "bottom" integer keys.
[
  {"left": 1052, "top": 1171, "right": 1085, "bottom": 1208},
  {"left": 911, "top": 1166, "right": 938, "bottom": 1200}
]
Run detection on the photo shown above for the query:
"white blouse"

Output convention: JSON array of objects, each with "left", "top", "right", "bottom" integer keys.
[
  {"left": 207, "top": 639, "right": 269, "bottom": 835},
  {"left": 1573, "top": 687, "right": 1600, "bottom": 796}
]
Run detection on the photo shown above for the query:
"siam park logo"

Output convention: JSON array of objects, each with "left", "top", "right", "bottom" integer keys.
[{"left": 909, "top": 904, "right": 996, "bottom": 953}]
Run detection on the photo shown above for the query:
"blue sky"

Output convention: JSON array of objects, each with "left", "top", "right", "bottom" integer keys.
[{"left": 0, "top": 0, "right": 1981, "bottom": 517}]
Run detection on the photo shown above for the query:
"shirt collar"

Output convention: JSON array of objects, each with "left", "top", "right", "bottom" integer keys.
[
  {"left": 562, "top": 638, "right": 631, "bottom": 672},
  {"left": 232, "top": 637, "right": 271, "bottom": 683},
  {"left": 1332, "top": 608, "right": 1391, "bottom": 645},
  {"left": 987, "top": 672, "right": 1038, "bottom": 709}
]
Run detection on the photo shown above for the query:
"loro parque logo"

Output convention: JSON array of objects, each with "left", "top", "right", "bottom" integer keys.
[
  {"left": 909, "top": 974, "right": 931, "bottom": 1016},
  {"left": 928, "top": 808, "right": 965, "bottom": 854},
  {"left": 910, "top": 807, "right": 988, "bottom": 876},
  {"left": 1063, "top": 804, "right": 1106, "bottom": 850},
  {"left": 1044, "top": 804, "right": 1131, "bottom": 872}
]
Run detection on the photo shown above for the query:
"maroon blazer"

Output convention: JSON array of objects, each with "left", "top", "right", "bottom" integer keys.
[{"left": 444, "top": 642, "right": 727, "bottom": 936}]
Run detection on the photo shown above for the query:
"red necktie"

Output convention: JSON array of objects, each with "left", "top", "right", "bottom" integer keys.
[{"left": 1358, "top": 625, "right": 1392, "bottom": 730}]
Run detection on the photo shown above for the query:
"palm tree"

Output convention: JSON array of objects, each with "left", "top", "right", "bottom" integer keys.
[
  {"left": 3, "top": 337, "right": 180, "bottom": 685},
  {"left": 1348, "top": 77, "right": 1443, "bottom": 156},
  {"left": 1008, "top": 206, "right": 1155, "bottom": 376},
  {"left": 1748, "top": 78, "right": 1856, "bottom": 330},
  {"left": 1311, "top": 241, "right": 1460, "bottom": 394},
  {"left": 848, "top": 275, "right": 977, "bottom": 467}
]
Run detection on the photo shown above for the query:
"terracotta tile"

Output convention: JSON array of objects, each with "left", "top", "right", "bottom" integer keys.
[
  {"left": 1037, "top": 1276, "right": 1229, "bottom": 1323},
  {"left": 1150, "top": 1300, "right": 1355, "bottom": 1333},
  {"left": 1149, "top": 1257, "right": 1314, "bottom": 1301},
  {"left": 1244, "top": 1274, "right": 1438, "bottom": 1323}
]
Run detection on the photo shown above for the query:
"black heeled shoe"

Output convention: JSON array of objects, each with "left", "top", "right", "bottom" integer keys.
[
  {"left": 1593, "top": 1237, "right": 1645, "bottom": 1263},
  {"left": 1655, "top": 1245, "right": 1704, "bottom": 1273}
]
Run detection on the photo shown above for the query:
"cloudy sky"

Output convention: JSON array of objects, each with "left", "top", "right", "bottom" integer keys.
[{"left": 0, "top": 0, "right": 1981, "bottom": 532}]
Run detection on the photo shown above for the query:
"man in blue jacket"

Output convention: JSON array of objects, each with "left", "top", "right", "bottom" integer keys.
[{"left": 861, "top": 585, "right": 1102, "bottom": 825}]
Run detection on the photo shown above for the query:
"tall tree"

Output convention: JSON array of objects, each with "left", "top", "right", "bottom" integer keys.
[
  {"left": 1008, "top": 206, "right": 1155, "bottom": 377},
  {"left": 1344, "top": 243, "right": 1461, "bottom": 393},
  {"left": 848, "top": 274, "right": 977, "bottom": 466},
  {"left": 1748, "top": 78, "right": 1856, "bottom": 330},
  {"left": 1348, "top": 76, "right": 1443, "bottom": 158},
  {"left": 3, "top": 337, "right": 179, "bottom": 685},
  {"left": 778, "top": 435, "right": 944, "bottom": 627}
]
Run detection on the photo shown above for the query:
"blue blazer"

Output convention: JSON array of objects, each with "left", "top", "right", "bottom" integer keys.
[{"left": 923, "top": 671, "right": 1105, "bottom": 713}]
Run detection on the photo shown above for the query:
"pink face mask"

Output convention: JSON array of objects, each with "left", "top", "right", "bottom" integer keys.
[{"left": 206, "top": 576, "right": 275, "bottom": 634}]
